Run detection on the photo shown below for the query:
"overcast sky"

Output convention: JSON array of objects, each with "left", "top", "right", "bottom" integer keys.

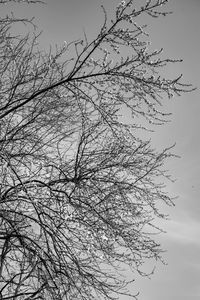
[{"left": 3, "top": 1, "right": 200, "bottom": 299}]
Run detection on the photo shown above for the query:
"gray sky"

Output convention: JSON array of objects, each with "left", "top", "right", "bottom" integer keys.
[{"left": 3, "top": 0, "right": 200, "bottom": 299}]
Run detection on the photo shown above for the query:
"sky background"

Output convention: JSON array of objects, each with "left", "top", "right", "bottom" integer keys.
[{"left": 3, "top": 0, "right": 200, "bottom": 299}]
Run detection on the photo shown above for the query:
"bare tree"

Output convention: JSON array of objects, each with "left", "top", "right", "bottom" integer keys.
[{"left": 0, "top": 0, "right": 193, "bottom": 299}]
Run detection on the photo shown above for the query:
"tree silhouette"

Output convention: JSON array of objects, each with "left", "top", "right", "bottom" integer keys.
[{"left": 0, "top": 0, "right": 193, "bottom": 299}]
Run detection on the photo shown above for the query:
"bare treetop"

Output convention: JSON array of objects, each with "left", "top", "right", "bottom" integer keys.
[{"left": 0, "top": 1, "right": 193, "bottom": 299}]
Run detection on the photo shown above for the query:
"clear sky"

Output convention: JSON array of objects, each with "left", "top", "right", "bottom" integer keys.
[{"left": 3, "top": 0, "right": 200, "bottom": 299}]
